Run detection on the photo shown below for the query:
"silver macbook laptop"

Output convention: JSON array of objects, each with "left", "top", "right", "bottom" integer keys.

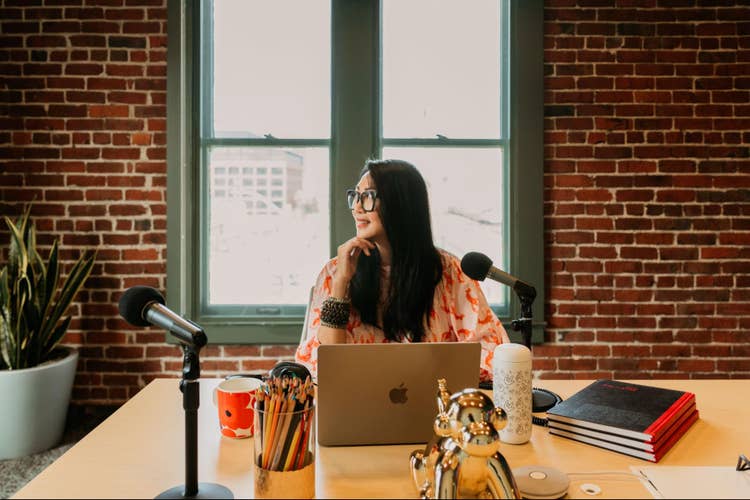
[{"left": 316, "top": 342, "right": 481, "bottom": 446}]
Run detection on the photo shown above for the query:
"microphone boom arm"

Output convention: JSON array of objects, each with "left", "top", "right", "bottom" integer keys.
[{"left": 510, "top": 282, "right": 536, "bottom": 350}]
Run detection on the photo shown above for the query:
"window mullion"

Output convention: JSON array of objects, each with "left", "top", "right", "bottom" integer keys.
[
  {"left": 382, "top": 138, "right": 505, "bottom": 148},
  {"left": 203, "top": 138, "right": 331, "bottom": 148},
  {"left": 331, "top": 0, "right": 380, "bottom": 252}
]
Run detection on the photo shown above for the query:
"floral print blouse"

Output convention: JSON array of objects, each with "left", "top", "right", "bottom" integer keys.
[{"left": 294, "top": 250, "right": 509, "bottom": 381}]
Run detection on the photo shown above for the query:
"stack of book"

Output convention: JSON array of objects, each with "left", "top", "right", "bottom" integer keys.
[{"left": 546, "top": 379, "right": 699, "bottom": 462}]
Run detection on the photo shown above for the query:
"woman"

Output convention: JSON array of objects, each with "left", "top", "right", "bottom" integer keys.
[{"left": 295, "top": 159, "right": 509, "bottom": 381}]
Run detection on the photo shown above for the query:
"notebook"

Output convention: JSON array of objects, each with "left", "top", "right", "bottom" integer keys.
[{"left": 316, "top": 342, "right": 481, "bottom": 446}]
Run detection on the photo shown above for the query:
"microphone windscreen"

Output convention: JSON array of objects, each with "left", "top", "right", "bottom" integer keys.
[
  {"left": 119, "top": 286, "right": 165, "bottom": 327},
  {"left": 460, "top": 251, "right": 493, "bottom": 281}
]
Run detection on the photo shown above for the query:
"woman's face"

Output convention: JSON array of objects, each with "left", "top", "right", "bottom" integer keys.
[{"left": 352, "top": 172, "right": 386, "bottom": 243}]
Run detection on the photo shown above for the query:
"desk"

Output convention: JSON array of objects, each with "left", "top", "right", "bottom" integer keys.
[{"left": 13, "top": 379, "right": 749, "bottom": 499}]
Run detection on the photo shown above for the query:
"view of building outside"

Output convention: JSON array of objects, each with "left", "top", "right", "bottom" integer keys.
[
  {"left": 208, "top": 147, "right": 329, "bottom": 305},
  {"left": 208, "top": 0, "right": 505, "bottom": 307}
]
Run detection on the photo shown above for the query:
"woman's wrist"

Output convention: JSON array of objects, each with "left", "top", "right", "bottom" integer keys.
[{"left": 331, "top": 276, "right": 350, "bottom": 299}]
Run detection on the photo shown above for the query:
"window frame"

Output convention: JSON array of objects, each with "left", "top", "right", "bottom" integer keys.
[{"left": 166, "top": 0, "right": 544, "bottom": 345}]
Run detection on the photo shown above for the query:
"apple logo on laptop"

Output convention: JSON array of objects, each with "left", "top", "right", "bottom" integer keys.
[{"left": 389, "top": 383, "right": 408, "bottom": 404}]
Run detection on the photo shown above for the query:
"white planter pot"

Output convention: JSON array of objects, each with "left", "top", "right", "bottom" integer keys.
[{"left": 0, "top": 347, "right": 79, "bottom": 460}]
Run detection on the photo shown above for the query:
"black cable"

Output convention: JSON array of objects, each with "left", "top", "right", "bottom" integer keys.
[
  {"left": 532, "top": 387, "right": 563, "bottom": 426},
  {"left": 479, "top": 382, "right": 562, "bottom": 426}
]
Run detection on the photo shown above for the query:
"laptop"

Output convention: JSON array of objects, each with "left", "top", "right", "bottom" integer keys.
[{"left": 316, "top": 342, "right": 481, "bottom": 446}]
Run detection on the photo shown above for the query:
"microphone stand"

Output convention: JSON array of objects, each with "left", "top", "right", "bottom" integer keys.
[
  {"left": 155, "top": 345, "right": 233, "bottom": 499},
  {"left": 509, "top": 284, "right": 561, "bottom": 414}
]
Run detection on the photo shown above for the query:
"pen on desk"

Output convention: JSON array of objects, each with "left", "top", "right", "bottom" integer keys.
[{"left": 637, "top": 469, "right": 662, "bottom": 498}]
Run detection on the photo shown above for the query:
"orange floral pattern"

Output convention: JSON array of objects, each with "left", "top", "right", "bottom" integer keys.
[{"left": 295, "top": 250, "right": 509, "bottom": 381}]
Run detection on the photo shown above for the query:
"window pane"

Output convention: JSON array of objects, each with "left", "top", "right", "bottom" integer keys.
[
  {"left": 212, "top": 0, "right": 331, "bottom": 138},
  {"left": 382, "top": 147, "right": 506, "bottom": 305},
  {"left": 207, "top": 147, "right": 330, "bottom": 305},
  {"left": 382, "top": 0, "right": 501, "bottom": 139}
]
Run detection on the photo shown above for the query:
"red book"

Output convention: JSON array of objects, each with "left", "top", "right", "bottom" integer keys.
[
  {"left": 546, "top": 379, "right": 695, "bottom": 443},
  {"left": 549, "top": 409, "right": 699, "bottom": 462}
]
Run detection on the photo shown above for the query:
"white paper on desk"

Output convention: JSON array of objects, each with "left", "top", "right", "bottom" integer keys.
[{"left": 632, "top": 465, "right": 750, "bottom": 499}]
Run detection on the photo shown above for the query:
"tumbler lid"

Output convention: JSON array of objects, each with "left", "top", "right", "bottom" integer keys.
[{"left": 493, "top": 343, "right": 531, "bottom": 363}]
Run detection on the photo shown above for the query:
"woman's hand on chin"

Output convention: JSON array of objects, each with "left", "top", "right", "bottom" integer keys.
[{"left": 332, "top": 237, "right": 375, "bottom": 296}]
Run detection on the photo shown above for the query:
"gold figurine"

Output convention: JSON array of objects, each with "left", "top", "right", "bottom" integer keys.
[{"left": 409, "top": 379, "right": 521, "bottom": 499}]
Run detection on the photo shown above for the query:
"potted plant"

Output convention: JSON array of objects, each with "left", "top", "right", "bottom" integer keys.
[{"left": 0, "top": 205, "right": 96, "bottom": 459}]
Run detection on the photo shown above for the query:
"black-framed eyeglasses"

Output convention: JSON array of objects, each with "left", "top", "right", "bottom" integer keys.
[{"left": 346, "top": 189, "right": 378, "bottom": 212}]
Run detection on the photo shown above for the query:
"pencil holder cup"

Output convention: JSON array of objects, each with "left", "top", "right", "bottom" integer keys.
[{"left": 253, "top": 404, "right": 316, "bottom": 499}]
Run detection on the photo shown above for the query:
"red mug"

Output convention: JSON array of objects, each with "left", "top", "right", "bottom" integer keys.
[{"left": 213, "top": 377, "right": 264, "bottom": 438}]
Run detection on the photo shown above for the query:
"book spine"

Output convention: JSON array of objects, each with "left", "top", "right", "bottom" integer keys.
[
  {"left": 546, "top": 414, "right": 650, "bottom": 441},
  {"left": 644, "top": 392, "right": 695, "bottom": 441},
  {"left": 548, "top": 421, "right": 657, "bottom": 451},
  {"left": 548, "top": 428, "right": 658, "bottom": 462},
  {"left": 649, "top": 403, "right": 697, "bottom": 447},
  {"left": 652, "top": 410, "right": 699, "bottom": 462}
]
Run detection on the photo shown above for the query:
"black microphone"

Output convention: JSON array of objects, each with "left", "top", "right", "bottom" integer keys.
[
  {"left": 461, "top": 251, "right": 562, "bottom": 415},
  {"left": 460, "top": 251, "right": 536, "bottom": 301},
  {"left": 119, "top": 286, "right": 207, "bottom": 348}
]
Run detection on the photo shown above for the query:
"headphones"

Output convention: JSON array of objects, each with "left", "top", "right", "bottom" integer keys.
[
  {"left": 267, "top": 361, "right": 311, "bottom": 381},
  {"left": 224, "top": 361, "right": 312, "bottom": 383}
]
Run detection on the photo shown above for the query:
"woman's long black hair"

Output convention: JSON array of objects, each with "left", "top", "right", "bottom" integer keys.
[{"left": 349, "top": 159, "right": 443, "bottom": 342}]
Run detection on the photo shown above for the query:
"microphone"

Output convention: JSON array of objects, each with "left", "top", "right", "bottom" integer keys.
[
  {"left": 119, "top": 286, "right": 207, "bottom": 348},
  {"left": 119, "top": 287, "right": 231, "bottom": 499},
  {"left": 460, "top": 252, "right": 536, "bottom": 301},
  {"left": 461, "top": 251, "right": 562, "bottom": 415}
]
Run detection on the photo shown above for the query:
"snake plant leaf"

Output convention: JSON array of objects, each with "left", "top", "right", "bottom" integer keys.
[
  {"left": 22, "top": 286, "right": 42, "bottom": 366},
  {"left": 0, "top": 268, "right": 11, "bottom": 369},
  {"left": 42, "top": 239, "right": 59, "bottom": 320},
  {"left": 43, "top": 316, "right": 72, "bottom": 359},
  {"left": 39, "top": 249, "right": 96, "bottom": 351},
  {"left": 0, "top": 266, "right": 8, "bottom": 319},
  {"left": 4, "top": 215, "right": 29, "bottom": 283},
  {"left": 0, "top": 313, "right": 10, "bottom": 369},
  {"left": 1, "top": 205, "right": 96, "bottom": 370},
  {"left": 12, "top": 283, "right": 28, "bottom": 368}
]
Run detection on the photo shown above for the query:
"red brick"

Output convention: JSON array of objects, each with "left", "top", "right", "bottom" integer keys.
[{"left": 89, "top": 104, "right": 129, "bottom": 118}]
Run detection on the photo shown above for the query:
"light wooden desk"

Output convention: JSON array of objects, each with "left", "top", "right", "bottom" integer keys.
[{"left": 13, "top": 379, "right": 749, "bottom": 499}]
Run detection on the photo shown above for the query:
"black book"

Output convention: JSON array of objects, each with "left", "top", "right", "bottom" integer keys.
[
  {"left": 546, "top": 379, "right": 696, "bottom": 442},
  {"left": 549, "top": 408, "right": 699, "bottom": 462},
  {"left": 547, "top": 401, "right": 697, "bottom": 451}
]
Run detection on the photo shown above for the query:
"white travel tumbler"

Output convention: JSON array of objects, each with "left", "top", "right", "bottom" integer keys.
[{"left": 492, "top": 343, "right": 532, "bottom": 444}]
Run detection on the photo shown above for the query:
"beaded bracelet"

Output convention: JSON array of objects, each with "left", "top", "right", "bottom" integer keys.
[{"left": 320, "top": 296, "right": 351, "bottom": 329}]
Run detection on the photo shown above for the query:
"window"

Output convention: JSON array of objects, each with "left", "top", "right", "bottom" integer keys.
[{"left": 167, "top": 0, "right": 544, "bottom": 344}]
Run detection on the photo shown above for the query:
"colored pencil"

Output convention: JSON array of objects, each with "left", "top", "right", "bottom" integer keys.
[{"left": 255, "top": 375, "right": 314, "bottom": 471}]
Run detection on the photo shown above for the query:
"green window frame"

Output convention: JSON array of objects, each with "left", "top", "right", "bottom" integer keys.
[{"left": 167, "top": 0, "right": 544, "bottom": 345}]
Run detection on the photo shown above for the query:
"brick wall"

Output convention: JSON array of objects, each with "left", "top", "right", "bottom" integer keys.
[
  {"left": 540, "top": 0, "right": 750, "bottom": 379},
  {"left": 0, "top": 0, "right": 295, "bottom": 404},
  {"left": 1, "top": 0, "right": 748, "bottom": 404}
]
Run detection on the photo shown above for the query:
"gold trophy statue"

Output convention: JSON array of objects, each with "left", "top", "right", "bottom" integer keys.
[{"left": 409, "top": 379, "right": 521, "bottom": 499}]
